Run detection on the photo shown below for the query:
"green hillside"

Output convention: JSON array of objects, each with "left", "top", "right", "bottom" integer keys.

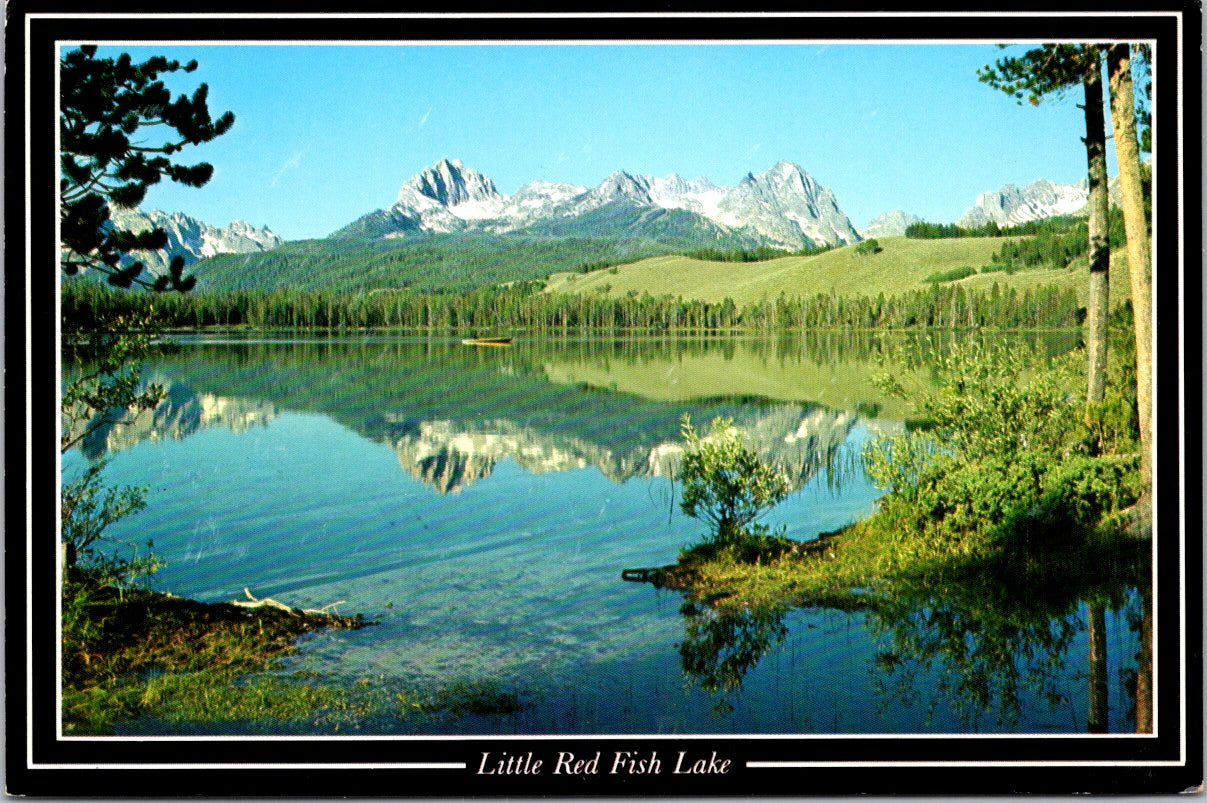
[
  {"left": 191, "top": 201, "right": 765, "bottom": 295},
  {"left": 544, "top": 235, "right": 1133, "bottom": 309},
  {"left": 189, "top": 232, "right": 682, "bottom": 294}
]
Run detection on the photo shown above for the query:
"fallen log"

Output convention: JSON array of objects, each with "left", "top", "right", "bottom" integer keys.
[
  {"left": 231, "top": 587, "right": 351, "bottom": 619},
  {"left": 621, "top": 568, "right": 657, "bottom": 583}
]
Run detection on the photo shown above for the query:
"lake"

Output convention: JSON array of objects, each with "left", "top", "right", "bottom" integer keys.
[{"left": 62, "top": 331, "right": 1147, "bottom": 735}]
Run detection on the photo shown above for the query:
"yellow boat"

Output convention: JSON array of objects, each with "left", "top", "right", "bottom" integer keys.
[{"left": 460, "top": 336, "right": 513, "bottom": 346}]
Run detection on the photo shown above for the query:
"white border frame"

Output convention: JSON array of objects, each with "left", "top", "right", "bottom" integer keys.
[{"left": 25, "top": 9, "right": 1188, "bottom": 778}]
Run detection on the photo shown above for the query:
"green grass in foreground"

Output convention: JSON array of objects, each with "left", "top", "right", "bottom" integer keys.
[
  {"left": 544, "top": 236, "right": 1134, "bottom": 310},
  {"left": 62, "top": 580, "right": 524, "bottom": 734},
  {"left": 650, "top": 519, "right": 904, "bottom": 611}
]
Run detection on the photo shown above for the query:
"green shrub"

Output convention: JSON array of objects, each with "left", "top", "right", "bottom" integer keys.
[
  {"left": 678, "top": 416, "right": 790, "bottom": 548},
  {"left": 863, "top": 342, "right": 1141, "bottom": 562},
  {"left": 922, "top": 266, "right": 976, "bottom": 283}
]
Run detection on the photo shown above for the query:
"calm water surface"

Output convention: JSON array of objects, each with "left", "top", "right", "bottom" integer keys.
[{"left": 64, "top": 332, "right": 1145, "bottom": 734}]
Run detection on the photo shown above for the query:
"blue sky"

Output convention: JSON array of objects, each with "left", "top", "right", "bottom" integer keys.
[{"left": 87, "top": 42, "right": 1099, "bottom": 242}]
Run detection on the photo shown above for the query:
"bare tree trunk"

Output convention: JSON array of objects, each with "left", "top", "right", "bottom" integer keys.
[
  {"left": 1135, "top": 583, "right": 1153, "bottom": 732},
  {"left": 1082, "top": 49, "right": 1110, "bottom": 411},
  {"left": 1107, "top": 44, "right": 1154, "bottom": 496},
  {"left": 1087, "top": 601, "right": 1109, "bottom": 732}
]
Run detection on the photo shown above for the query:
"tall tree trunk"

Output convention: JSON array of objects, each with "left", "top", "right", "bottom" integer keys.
[
  {"left": 1107, "top": 44, "right": 1154, "bottom": 496},
  {"left": 1135, "top": 582, "right": 1153, "bottom": 732},
  {"left": 1087, "top": 601, "right": 1109, "bottom": 732},
  {"left": 1082, "top": 49, "right": 1110, "bottom": 412}
]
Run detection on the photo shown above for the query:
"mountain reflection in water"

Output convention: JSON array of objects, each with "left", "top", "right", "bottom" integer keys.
[{"left": 68, "top": 333, "right": 919, "bottom": 494}]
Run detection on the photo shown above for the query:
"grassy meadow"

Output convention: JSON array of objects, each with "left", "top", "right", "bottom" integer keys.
[{"left": 544, "top": 235, "right": 1134, "bottom": 310}]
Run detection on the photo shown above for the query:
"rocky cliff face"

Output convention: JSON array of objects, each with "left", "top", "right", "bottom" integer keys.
[
  {"left": 108, "top": 208, "right": 285, "bottom": 274},
  {"left": 957, "top": 178, "right": 1089, "bottom": 228},
  {"left": 861, "top": 210, "right": 923, "bottom": 238},
  {"left": 713, "top": 161, "right": 862, "bottom": 249},
  {"left": 392, "top": 157, "right": 508, "bottom": 231},
  {"left": 489, "top": 179, "right": 587, "bottom": 230}
]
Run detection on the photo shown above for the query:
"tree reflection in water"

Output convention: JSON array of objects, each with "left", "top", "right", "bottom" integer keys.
[
  {"left": 866, "top": 531, "right": 1148, "bottom": 732},
  {"left": 676, "top": 601, "right": 789, "bottom": 714},
  {"left": 672, "top": 531, "right": 1149, "bottom": 731}
]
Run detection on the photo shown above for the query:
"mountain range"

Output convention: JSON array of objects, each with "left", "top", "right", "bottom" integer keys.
[
  {"left": 122, "top": 159, "right": 1099, "bottom": 294},
  {"left": 109, "top": 208, "right": 284, "bottom": 275},
  {"left": 337, "top": 157, "right": 862, "bottom": 251},
  {"left": 957, "top": 178, "right": 1090, "bottom": 229}
]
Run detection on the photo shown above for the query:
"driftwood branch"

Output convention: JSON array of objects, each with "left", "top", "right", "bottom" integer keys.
[{"left": 231, "top": 587, "right": 348, "bottom": 618}]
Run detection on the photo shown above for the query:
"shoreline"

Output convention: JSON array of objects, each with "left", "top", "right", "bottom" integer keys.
[{"left": 62, "top": 577, "right": 371, "bottom": 734}]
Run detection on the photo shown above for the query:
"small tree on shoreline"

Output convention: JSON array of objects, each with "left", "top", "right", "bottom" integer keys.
[{"left": 677, "top": 416, "right": 791, "bottom": 547}]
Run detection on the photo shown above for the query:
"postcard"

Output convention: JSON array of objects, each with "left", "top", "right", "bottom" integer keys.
[{"left": 8, "top": 5, "right": 1201, "bottom": 797}]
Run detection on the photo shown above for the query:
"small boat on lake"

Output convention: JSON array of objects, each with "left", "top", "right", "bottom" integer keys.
[{"left": 460, "top": 336, "right": 513, "bottom": 346}]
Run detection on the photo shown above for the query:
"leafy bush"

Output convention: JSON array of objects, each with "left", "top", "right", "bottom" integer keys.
[
  {"left": 922, "top": 266, "right": 976, "bottom": 283},
  {"left": 854, "top": 239, "right": 883, "bottom": 256},
  {"left": 61, "top": 460, "right": 149, "bottom": 572},
  {"left": 678, "top": 416, "right": 791, "bottom": 547},
  {"left": 863, "top": 342, "right": 1141, "bottom": 563}
]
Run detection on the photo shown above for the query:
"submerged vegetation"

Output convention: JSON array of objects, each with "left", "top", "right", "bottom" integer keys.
[{"left": 62, "top": 574, "right": 370, "bottom": 733}]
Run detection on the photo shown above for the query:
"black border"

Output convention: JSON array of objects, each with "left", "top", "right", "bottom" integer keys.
[{"left": 7, "top": 4, "right": 1202, "bottom": 796}]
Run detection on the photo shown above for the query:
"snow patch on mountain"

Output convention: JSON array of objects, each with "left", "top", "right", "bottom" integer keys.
[
  {"left": 958, "top": 178, "right": 1089, "bottom": 228},
  {"left": 381, "top": 157, "right": 861, "bottom": 250},
  {"left": 394, "top": 158, "right": 508, "bottom": 229},
  {"left": 109, "top": 208, "right": 284, "bottom": 273}
]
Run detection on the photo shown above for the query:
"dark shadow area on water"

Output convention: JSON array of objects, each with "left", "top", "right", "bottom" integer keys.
[{"left": 667, "top": 523, "right": 1150, "bottom": 733}]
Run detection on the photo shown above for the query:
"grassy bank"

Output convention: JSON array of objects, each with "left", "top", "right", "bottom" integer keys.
[
  {"left": 63, "top": 576, "right": 369, "bottom": 733},
  {"left": 649, "top": 503, "right": 1146, "bottom": 615},
  {"left": 62, "top": 578, "right": 524, "bottom": 734}
]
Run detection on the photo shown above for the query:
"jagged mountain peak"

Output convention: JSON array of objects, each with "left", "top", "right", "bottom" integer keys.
[
  {"left": 861, "top": 210, "right": 923, "bottom": 238},
  {"left": 108, "top": 208, "right": 285, "bottom": 274},
  {"left": 749, "top": 160, "right": 811, "bottom": 185},
  {"left": 397, "top": 157, "right": 502, "bottom": 208},
  {"left": 592, "top": 170, "right": 654, "bottom": 202},
  {"left": 651, "top": 173, "right": 717, "bottom": 195},
  {"left": 719, "top": 161, "right": 859, "bottom": 249},
  {"left": 958, "top": 177, "right": 1089, "bottom": 228},
  {"left": 734, "top": 161, "right": 824, "bottom": 201},
  {"left": 367, "top": 157, "right": 861, "bottom": 250},
  {"left": 771, "top": 159, "right": 806, "bottom": 177}
]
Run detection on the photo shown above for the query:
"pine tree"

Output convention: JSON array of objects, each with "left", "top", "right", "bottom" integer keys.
[
  {"left": 60, "top": 46, "right": 235, "bottom": 292},
  {"left": 979, "top": 45, "right": 1110, "bottom": 409}
]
